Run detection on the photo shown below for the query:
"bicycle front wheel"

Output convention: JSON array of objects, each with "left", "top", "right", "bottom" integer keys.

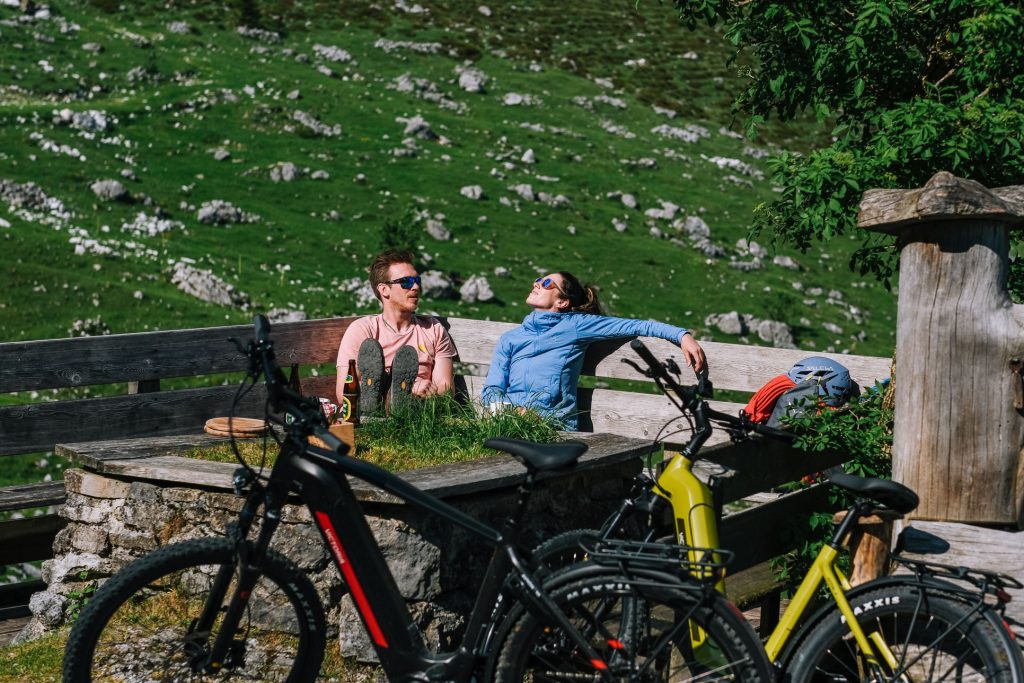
[
  {"left": 63, "top": 537, "right": 326, "bottom": 683},
  {"left": 786, "top": 584, "right": 1021, "bottom": 682},
  {"left": 493, "top": 569, "right": 772, "bottom": 682}
]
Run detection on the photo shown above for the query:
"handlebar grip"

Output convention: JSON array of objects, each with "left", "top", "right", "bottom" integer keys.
[
  {"left": 253, "top": 314, "right": 271, "bottom": 344},
  {"left": 629, "top": 338, "right": 661, "bottom": 371}
]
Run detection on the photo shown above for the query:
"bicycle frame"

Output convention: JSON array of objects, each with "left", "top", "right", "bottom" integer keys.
[
  {"left": 211, "top": 434, "right": 617, "bottom": 682},
  {"left": 657, "top": 448, "right": 896, "bottom": 672}
]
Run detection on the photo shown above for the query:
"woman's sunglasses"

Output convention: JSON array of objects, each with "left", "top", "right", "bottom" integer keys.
[
  {"left": 535, "top": 277, "right": 563, "bottom": 293},
  {"left": 384, "top": 275, "right": 421, "bottom": 290}
]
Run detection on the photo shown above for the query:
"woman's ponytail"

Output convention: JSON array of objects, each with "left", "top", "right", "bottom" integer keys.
[{"left": 557, "top": 272, "right": 604, "bottom": 315}]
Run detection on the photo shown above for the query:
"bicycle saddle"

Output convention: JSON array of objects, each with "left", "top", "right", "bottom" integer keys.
[
  {"left": 827, "top": 472, "right": 919, "bottom": 514},
  {"left": 484, "top": 438, "right": 588, "bottom": 472}
]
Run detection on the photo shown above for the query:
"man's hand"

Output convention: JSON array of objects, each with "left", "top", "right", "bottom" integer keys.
[{"left": 680, "top": 333, "right": 707, "bottom": 374}]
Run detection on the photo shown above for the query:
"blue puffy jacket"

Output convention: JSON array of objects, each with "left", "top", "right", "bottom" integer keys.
[{"left": 482, "top": 311, "right": 688, "bottom": 430}]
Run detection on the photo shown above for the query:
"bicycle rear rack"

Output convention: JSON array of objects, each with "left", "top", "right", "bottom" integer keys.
[
  {"left": 891, "top": 555, "right": 1023, "bottom": 603},
  {"left": 586, "top": 538, "right": 733, "bottom": 584}
]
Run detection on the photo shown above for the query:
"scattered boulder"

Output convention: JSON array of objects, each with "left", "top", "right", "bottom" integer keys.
[
  {"left": 236, "top": 25, "right": 281, "bottom": 43},
  {"left": 510, "top": 184, "right": 535, "bottom": 202},
  {"left": 521, "top": 148, "right": 536, "bottom": 164},
  {"left": 650, "top": 123, "right": 710, "bottom": 143},
  {"left": 171, "top": 261, "right": 250, "bottom": 308},
  {"left": 28, "top": 592, "right": 66, "bottom": 629},
  {"left": 266, "top": 308, "right": 307, "bottom": 324},
  {"left": 166, "top": 21, "right": 191, "bottom": 34},
  {"left": 773, "top": 255, "right": 800, "bottom": 270},
  {"left": 211, "top": 147, "right": 230, "bottom": 161},
  {"left": 704, "top": 312, "right": 796, "bottom": 348},
  {"left": 398, "top": 115, "right": 437, "bottom": 140},
  {"left": 292, "top": 110, "right": 342, "bottom": 138},
  {"left": 425, "top": 218, "right": 450, "bottom": 241},
  {"left": 459, "top": 275, "right": 494, "bottom": 303},
  {"left": 312, "top": 44, "right": 354, "bottom": 63},
  {"left": 340, "top": 277, "right": 377, "bottom": 309},
  {"left": 455, "top": 64, "right": 487, "bottom": 93},
  {"left": 310, "top": 170, "right": 330, "bottom": 180},
  {"left": 612, "top": 217, "right": 628, "bottom": 233},
  {"left": 460, "top": 185, "right": 484, "bottom": 200},
  {"left": 196, "top": 200, "right": 258, "bottom": 225},
  {"left": 90, "top": 179, "right": 129, "bottom": 202},
  {"left": 67, "top": 318, "right": 111, "bottom": 337},
  {"left": 421, "top": 270, "right": 455, "bottom": 298},
  {"left": 270, "top": 162, "right": 300, "bottom": 182}
]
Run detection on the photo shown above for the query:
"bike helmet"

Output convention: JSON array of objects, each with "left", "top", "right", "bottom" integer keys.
[{"left": 786, "top": 356, "right": 853, "bottom": 406}]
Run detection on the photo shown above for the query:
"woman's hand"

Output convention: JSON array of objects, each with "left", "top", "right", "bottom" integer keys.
[{"left": 680, "top": 333, "right": 707, "bottom": 374}]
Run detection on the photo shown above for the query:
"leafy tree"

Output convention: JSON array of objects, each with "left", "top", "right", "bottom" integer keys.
[{"left": 674, "top": 1, "right": 1024, "bottom": 288}]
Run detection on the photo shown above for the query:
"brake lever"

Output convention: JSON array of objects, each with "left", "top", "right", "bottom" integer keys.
[{"left": 665, "top": 357, "right": 682, "bottom": 376}]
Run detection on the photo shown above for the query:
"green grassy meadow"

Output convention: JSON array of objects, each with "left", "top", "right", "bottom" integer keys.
[{"left": 0, "top": 0, "right": 897, "bottom": 496}]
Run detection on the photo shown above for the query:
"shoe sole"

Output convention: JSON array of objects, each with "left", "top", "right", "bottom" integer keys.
[
  {"left": 356, "top": 338, "right": 385, "bottom": 418},
  {"left": 389, "top": 345, "right": 419, "bottom": 413}
]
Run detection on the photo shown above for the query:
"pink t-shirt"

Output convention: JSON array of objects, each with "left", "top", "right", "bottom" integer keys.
[{"left": 336, "top": 315, "right": 458, "bottom": 395}]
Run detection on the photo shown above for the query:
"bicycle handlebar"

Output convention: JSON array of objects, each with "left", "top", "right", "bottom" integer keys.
[
  {"left": 628, "top": 339, "right": 793, "bottom": 458},
  {"left": 246, "top": 314, "right": 348, "bottom": 454}
]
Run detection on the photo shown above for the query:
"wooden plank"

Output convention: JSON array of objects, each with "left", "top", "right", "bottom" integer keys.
[
  {"left": 0, "top": 615, "right": 32, "bottom": 646},
  {"left": 0, "top": 318, "right": 353, "bottom": 393},
  {"left": 0, "top": 514, "right": 65, "bottom": 564},
  {"left": 725, "top": 560, "right": 780, "bottom": 606},
  {"left": 444, "top": 317, "right": 889, "bottom": 392},
  {"left": 56, "top": 433, "right": 259, "bottom": 468},
  {"left": 0, "top": 384, "right": 269, "bottom": 456},
  {"left": 0, "top": 482, "right": 66, "bottom": 512},
  {"left": 720, "top": 484, "right": 834, "bottom": 573},
  {"left": 896, "top": 520, "right": 1024, "bottom": 632},
  {"left": 59, "top": 432, "right": 649, "bottom": 504},
  {"left": 696, "top": 438, "right": 848, "bottom": 504}
]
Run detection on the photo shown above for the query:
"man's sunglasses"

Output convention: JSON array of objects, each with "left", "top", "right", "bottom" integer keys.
[{"left": 384, "top": 275, "right": 421, "bottom": 290}]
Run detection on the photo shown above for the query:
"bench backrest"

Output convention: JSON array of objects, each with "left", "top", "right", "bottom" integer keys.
[{"left": 0, "top": 315, "right": 891, "bottom": 457}]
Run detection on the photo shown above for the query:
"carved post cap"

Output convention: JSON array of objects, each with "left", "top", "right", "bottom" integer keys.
[{"left": 858, "top": 171, "right": 1024, "bottom": 235}]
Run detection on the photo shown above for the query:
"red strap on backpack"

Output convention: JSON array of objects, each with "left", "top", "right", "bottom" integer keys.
[{"left": 743, "top": 374, "right": 796, "bottom": 423}]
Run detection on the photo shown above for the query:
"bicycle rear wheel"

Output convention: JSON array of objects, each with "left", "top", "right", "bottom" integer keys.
[
  {"left": 493, "top": 569, "right": 772, "bottom": 682},
  {"left": 63, "top": 537, "right": 326, "bottom": 683},
  {"left": 785, "top": 584, "right": 1021, "bottom": 682}
]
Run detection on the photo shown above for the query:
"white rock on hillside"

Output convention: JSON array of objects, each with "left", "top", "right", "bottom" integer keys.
[
  {"left": 650, "top": 123, "right": 710, "bottom": 143},
  {"left": 510, "top": 184, "right": 536, "bottom": 202},
  {"left": 421, "top": 270, "right": 455, "bottom": 298},
  {"left": 236, "top": 26, "right": 281, "bottom": 43},
  {"left": 292, "top": 111, "right": 342, "bottom": 137},
  {"left": 270, "top": 162, "right": 300, "bottom": 182},
  {"left": 425, "top": 218, "right": 450, "bottom": 241},
  {"left": 166, "top": 21, "right": 191, "bottom": 34},
  {"left": 705, "top": 312, "right": 796, "bottom": 348},
  {"left": 90, "top": 179, "right": 128, "bottom": 202},
  {"left": 313, "top": 44, "right": 354, "bottom": 63},
  {"left": 459, "top": 275, "right": 494, "bottom": 303},
  {"left": 340, "top": 277, "right": 377, "bottom": 309},
  {"left": 398, "top": 115, "right": 437, "bottom": 140},
  {"left": 460, "top": 185, "right": 484, "bottom": 200},
  {"left": 171, "top": 261, "right": 250, "bottom": 308},
  {"left": 266, "top": 308, "right": 307, "bottom": 324},
  {"left": 196, "top": 200, "right": 258, "bottom": 225},
  {"left": 456, "top": 64, "right": 487, "bottom": 93}
]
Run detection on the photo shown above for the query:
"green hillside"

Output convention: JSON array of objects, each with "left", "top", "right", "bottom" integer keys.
[{"left": 0, "top": 0, "right": 896, "bottom": 355}]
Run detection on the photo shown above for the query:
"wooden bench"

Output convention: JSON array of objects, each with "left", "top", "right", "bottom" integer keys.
[{"left": 0, "top": 315, "right": 890, "bottom": 619}]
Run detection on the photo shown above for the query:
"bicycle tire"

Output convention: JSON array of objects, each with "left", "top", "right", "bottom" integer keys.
[
  {"left": 785, "top": 583, "right": 1021, "bottom": 682},
  {"left": 493, "top": 568, "right": 772, "bottom": 682},
  {"left": 63, "top": 537, "right": 326, "bottom": 683},
  {"left": 529, "top": 529, "right": 601, "bottom": 576}
]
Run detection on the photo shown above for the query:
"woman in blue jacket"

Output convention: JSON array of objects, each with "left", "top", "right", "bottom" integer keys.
[{"left": 482, "top": 271, "right": 706, "bottom": 430}]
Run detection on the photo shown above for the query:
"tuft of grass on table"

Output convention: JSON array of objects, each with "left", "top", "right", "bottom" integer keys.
[{"left": 185, "top": 394, "right": 561, "bottom": 472}]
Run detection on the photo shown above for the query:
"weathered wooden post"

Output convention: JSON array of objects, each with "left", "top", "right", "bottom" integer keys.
[{"left": 859, "top": 171, "right": 1024, "bottom": 527}]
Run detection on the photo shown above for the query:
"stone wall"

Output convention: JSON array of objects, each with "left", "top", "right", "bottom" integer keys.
[{"left": 21, "top": 458, "right": 639, "bottom": 660}]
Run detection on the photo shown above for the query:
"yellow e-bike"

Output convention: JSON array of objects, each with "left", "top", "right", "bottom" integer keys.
[{"left": 533, "top": 339, "right": 1023, "bottom": 682}]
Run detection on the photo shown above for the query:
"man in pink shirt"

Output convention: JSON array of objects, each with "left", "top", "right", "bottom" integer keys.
[{"left": 336, "top": 249, "right": 457, "bottom": 415}]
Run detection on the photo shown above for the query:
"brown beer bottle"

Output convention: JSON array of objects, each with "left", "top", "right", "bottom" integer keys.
[
  {"left": 287, "top": 364, "right": 303, "bottom": 394},
  {"left": 342, "top": 359, "right": 360, "bottom": 425}
]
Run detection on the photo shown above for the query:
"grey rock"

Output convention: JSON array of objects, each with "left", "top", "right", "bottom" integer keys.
[
  {"left": 82, "top": 42, "right": 103, "bottom": 53},
  {"left": 456, "top": 64, "right": 487, "bottom": 93},
  {"left": 425, "top": 218, "right": 450, "bottom": 241},
  {"left": 754, "top": 319, "right": 796, "bottom": 348},
  {"left": 310, "top": 170, "right": 330, "bottom": 180},
  {"left": 478, "top": 5, "right": 492, "bottom": 16},
  {"left": 340, "top": 277, "right": 377, "bottom": 309},
  {"left": 212, "top": 147, "right": 230, "bottom": 161},
  {"left": 41, "top": 551, "right": 104, "bottom": 586},
  {"left": 312, "top": 43, "right": 354, "bottom": 63},
  {"left": 460, "top": 185, "right": 484, "bottom": 200},
  {"left": 267, "top": 308, "right": 307, "bottom": 324},
  {"left": 90, "top": 179, "right": 128, "bottom": 201},
  {"left": 166, "top": 21, "right": 191, "bottom": 34},
  {"left": 286, "top": 89, "right": 301, "bottom": 100},
  {"left": 459, "top": 275, "right": 494, "bottom": 303},
  {"left": 773, "top": 255, "right": 800, "bottom": 270},
  {"left": 510, "top": 184, "right": 535, "bottom": 202},
  {"left": 521, "top": 148, "right": 536, "bottom": 164},
  {"left": 270, "top": 161, "right": 299, "bottom": 182},
  {"left": 29, "top": 591, "right": 67, "bottom": 628},
  {"left": 399, "top": 115, "right": 437, "bottom": 140},
  {"left": 421, "top": 270, "right": 455, "bottom": 298},
  {"left": 621, "top": 193, "right": 637, "bottom": 209},
  {"left": 171, "top": 261, "right": 250, "bottom": 308},
  {"left": 706, "top": 311, "right": 747, "bottom": 336},
  {"left": 236, "top": 25, "right": 281, "bottom": 43},
  {"left": 292, "top": 110, "right": 342, "bottom": 138},
  {"left": 196, "top": 200, "right": 257, "bottom": 225},
  {"left": 736, "top": 238, "right": 768, "bottom": 259},
  {"left": 823, "top": 322, "right": 844, "bottom": 335},
  {"left": 612, "top": 217, "right": 628, "bottom": 233}
]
